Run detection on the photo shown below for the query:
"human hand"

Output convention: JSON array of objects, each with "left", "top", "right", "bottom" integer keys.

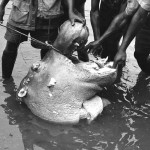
[
  {"left": 113, "top": 51, "right": 126, "bottom": 68},
  {"left": 0, "top": 5, "right": 5, "bottom": 23},
  {"left": 84, "top": 40, "right": 103, "bottom": 57},
  {"left": 92, "top": 45, "right": 103, "bottom": 58},
  {"left": 69, "top": 11, "right": 86, "bottom": 26}
]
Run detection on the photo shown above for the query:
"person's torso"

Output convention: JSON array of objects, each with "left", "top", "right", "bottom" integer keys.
[
  {"left": 37, "top": 0, "right": 63, "bottom": 19},
  {"left": 101, "top": 0, "right": 126, "bottom": 10},
  {"left": 74, "top": 0, "right": 86, "bottom": 7},
  {"left": 8, "top": 0, "right": 63, "bottom": 30},
  {"left": 143, "top": 14, "right": 150, "bottom": 29}
]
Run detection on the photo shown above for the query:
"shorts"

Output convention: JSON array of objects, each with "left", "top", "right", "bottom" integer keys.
[
  {"left": 125, "top": 0, "right": 139, "bottom": 15},
  {"left": 5, "top": 23, "right": 58, "bottom": 49}
]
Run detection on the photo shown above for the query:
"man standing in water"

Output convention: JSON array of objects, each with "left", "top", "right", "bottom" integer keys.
[
  {"left": 85, "top": 0, "right": 150, "bottom": 69},
  {"left": 0, "top": 0, "right": 85, "bottom": 80},
  {"left": 90, "top": 0, "right": 126, "bottom": 61},
  {"left": 134, "top": 15, "right": 150, "bottom": 74},
  {"left": 62, "top": 0, "right": 89, "bottom": 62}
]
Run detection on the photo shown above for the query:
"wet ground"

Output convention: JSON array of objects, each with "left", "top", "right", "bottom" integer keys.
[{"left": 1, "top": 1, "right": 150, "bottom": 150}]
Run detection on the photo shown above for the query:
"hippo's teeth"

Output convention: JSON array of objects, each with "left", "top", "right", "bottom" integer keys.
[
  {"left": 74, "top": 42, "right": 79, "bottom": 47},
  {"left": 102, "top": 56, "right": 108, "bottom": 64},
  {"left": 47, "top": 78, "right": 56, "bottom": 87},
  {"left": 31, "top": 63, "right": 40, "bottom": 71},
  {"left": 18, "top": 88, "right": 27, "bottom": 98},
  {"left": 22, "top": 78, "right": 30, "bottom": 85}
]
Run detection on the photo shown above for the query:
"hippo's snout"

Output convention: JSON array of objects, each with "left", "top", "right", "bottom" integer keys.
[{"left": 53, "top": 20, "right": 89, "bottom": 57}]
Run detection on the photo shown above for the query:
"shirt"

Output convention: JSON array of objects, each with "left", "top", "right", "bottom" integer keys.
[
  {"left": 37, "top": 0, "right": 63, "bottom": 19},
  {"left": 8, "top": 0, "right": 63, "bottom": 30}
]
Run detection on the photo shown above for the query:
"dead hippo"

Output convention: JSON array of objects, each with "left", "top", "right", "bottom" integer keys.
[{"left": 17, "top": 21, "right": 117, "bottom": 124}]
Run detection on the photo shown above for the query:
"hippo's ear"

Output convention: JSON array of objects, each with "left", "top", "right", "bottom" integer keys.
[{"left": 102, "top": 98, "right": 111, "bottom": 107}]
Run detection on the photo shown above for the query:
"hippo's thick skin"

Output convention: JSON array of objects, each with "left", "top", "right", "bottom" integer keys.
[{"left": 17, "top": 21, "right": 117, "bottom": 124}]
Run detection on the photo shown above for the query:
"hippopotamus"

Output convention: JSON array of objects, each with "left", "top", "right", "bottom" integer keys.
[{"left": 17, "top": 21, "right": 117, "bottom": 124}]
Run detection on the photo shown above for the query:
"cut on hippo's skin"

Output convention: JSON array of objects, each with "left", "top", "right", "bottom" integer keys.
[{"left": 17, "top": 21, "right": 117, "bottom": 124}]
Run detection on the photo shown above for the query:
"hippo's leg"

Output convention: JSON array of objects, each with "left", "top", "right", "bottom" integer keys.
[{"left": 81, "top": 96, "right": 111, "bottom": 124}]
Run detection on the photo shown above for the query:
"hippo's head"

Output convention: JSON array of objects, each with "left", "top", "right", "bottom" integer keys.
[
  {"left": 53, "top": 20, "right": 89, "bottom": 57},
  {"left": 17, "top": 20, "right": 117, "bottom": 125}
]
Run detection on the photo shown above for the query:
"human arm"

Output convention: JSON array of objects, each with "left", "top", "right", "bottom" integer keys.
[
  {"left": 90, "top": 0, "right": 101, "bottom": 40},
  {"left": 84, "top": 9, "right": 131, "bottom": 54},
  {"left": 0, "top": 0, "right": 9, "bottom": 23},
  {"left": 64, "top": 0, "right": 85, "bottom": 25},
  {"left": 113, "top": 6, "right": 149, "bottom": 68},
  {"left": 83, "top": 0, "right": 102, "bottom": 56}
]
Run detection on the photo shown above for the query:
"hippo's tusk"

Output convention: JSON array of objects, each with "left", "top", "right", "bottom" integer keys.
[
  {"left": 103, "top": 57, "right": 108, "bottom": 64},
  {"left": 74, "top": 42, "right": 80, "bottom": 47},
  {"left": 101, "top": 56, "right": 108, "bottom": 64},
  {"left": 31, "top": 63, "right": 40, "bottom": 71},
  {"left": 18, "top": 88, "right": 28, "bottom": 98},
  {"left": 47, "top": 78, "right": 56, "bottom": 87}
]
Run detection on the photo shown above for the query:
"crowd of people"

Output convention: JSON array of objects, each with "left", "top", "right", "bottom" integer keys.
[{"left": 0, "top": 0, "right": 150, "bottom": 80}]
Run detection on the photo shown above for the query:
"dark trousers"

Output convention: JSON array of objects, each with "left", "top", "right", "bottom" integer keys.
[
  {"left": 2, "top": 23, "right": 59, "bottom": 79},
  {"left": 134, "top": 28, "right": 150, "bottom": 73},
  {"left": 99, "top": 0, "right": 125, "bottom": 61}
]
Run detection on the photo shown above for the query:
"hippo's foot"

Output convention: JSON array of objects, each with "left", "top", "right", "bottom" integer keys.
[{"left": 80, "top": 96, "right": 111, "bottom": 124}]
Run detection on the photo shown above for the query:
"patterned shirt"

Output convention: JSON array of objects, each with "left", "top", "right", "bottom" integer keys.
[{"left": 37, "top": 0, "right": 63, "bottom": 19}]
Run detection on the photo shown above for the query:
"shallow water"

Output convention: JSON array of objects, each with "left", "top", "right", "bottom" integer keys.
[
  {"left": 1, "top": 63, "right": 150, "bottom": 150},
  {"left": 1, "top": 1, "right": 150, "bottom": 150}
]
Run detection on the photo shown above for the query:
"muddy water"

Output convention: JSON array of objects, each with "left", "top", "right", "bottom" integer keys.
[{"left": 1, "top": 1, "right": 150, "bottom": 150}]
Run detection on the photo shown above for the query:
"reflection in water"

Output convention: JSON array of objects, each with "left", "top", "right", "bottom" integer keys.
[
  {"left": 132, "top": 71, "right": 150, "bottom": 105},
  {"left": 1, "top": 71, "right": 150, "bottom": 150}
]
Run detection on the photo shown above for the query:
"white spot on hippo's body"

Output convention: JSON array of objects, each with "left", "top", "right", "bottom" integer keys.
[
  {"left": 22, "top": 78, "right": 30, "bottom": 85},
  {"left": 27, "top": 78, "right": 30, "bottom": 82},
  {"left": 29, "top": 74, "right": 34, "bottom": 78},
  {"left": 18, "top": 88, "right": 27, "bottom": 98},
  {"left": 31, "top": 63, "right": 40, "bottom": 71},
  {"left": 47, "top": 78, "right": 56, "bottom": 87},
  {"left": 23, "top": 80, "right": 26, "bottom": 85},
  {"left": 49, "top": 93, "right": 53, "bottom": 97},
  {"left": 52, "top": 110, "right": 58, "bottom": 115}
]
